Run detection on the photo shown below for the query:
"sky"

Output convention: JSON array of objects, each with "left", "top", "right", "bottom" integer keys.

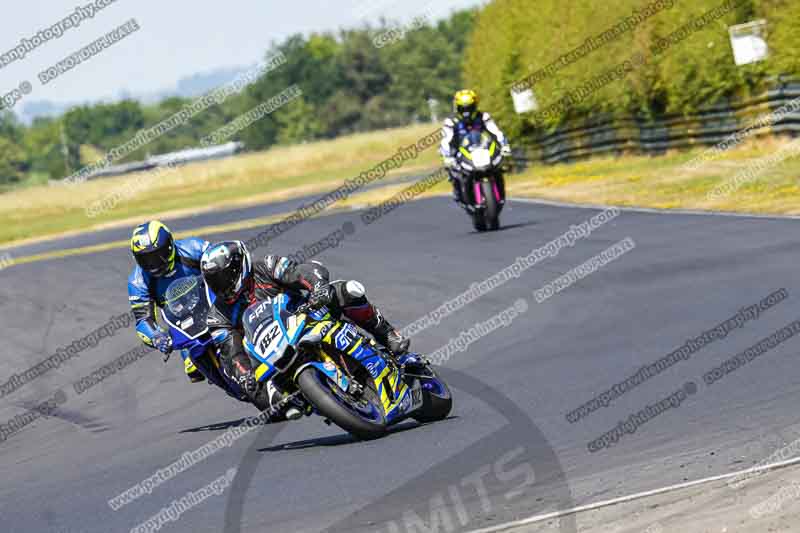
[{"left": 0, "top": 0, "right": 486, "bottom": 108}]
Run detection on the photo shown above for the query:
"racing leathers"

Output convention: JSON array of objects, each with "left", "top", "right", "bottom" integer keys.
[
  {"left": 206, "top": 255, "right": 409, "bottom": 415},
  {"left": 128, "top": 237, "right": 209, "bottom": 381},
  {"left": 440, "top": 112, "right": 511, "bottom": 205}
]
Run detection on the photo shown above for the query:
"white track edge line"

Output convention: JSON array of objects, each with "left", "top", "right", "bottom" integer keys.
[
  {"left": 465, "top": 455, "right": 800, "bottom": 533},
  {"left": 509, "top": 197, "right": 800, "bottom": 221}
]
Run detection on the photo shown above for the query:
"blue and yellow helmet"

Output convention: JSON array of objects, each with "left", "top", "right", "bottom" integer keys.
[{"left": 131, "top": 221, "right": 176, "bottom": 277}]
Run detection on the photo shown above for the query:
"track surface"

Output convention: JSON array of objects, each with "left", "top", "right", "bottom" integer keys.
[
  {"left": 0, "top": 196, "right": 798, "bottom": 532},
  {"left": 2, "top": 171, "right": 423, "bottom": 259}
]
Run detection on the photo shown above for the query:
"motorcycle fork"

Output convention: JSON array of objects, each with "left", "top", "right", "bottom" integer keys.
[
  {"left": 317, "top": 345, "right": 364, "bottom": 397},
  {"left": 461, "top": 176, "right": 478, "bottom": 210},
  {"left": 474, "top": 174, "right": 505, "bottom": 206},
  {"left": 473, "top": 180, "right": 483, "bottom": 206},
  {"left": 494, "top": 173, "right": 506, "bottom": 203}
]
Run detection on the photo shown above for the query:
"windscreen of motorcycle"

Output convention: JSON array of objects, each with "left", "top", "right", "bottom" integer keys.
[
  {"left": 161, "top": 276, "right": 211, "bottom": 339},
  {"left": 464, "top": 130, "right": 491, "bottom": 150},
  {"left": 460, "top": 130, "right": 496, "bottom": 170}
]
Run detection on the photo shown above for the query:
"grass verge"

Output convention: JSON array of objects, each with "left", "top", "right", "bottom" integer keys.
[
  {"left": 3, "top": 129, "right": 799, "bottom": 249},
  {"left": 0, "top": 123, "right": 441, "bottom": 246},
  {"left": 507, "top": 136, "right": 800, "bottom": 215}
]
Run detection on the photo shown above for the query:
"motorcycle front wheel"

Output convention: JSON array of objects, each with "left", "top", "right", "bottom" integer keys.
[
  {"left": 297, "top": 367, "right": 388, "bottom": 440},
  {"left": 481, "top": 179, "right": 500, "bottom": 231}
]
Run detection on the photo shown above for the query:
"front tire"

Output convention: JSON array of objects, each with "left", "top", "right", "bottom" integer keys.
[
  {"left": 481, "top": 180, "right": 500, "bottom": 231},
  {"left": 297, "top": 367, "right": 387, "bottom": 440},
  {"left": 472, "top": 213, "right": 487, "bottom": 232}
]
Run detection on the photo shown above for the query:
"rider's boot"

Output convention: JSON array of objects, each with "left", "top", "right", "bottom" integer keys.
[
  {"left": 232, "top": 360, "right": 307, "bottom": 423},
  {"left": 448, "top": 171, "right": 466, "bottom": 207},
  {"left": 183, "top": 353, "right": 206, "bottom": 383},
  {"left": 223, "top": 353, "right": 258, "bottom": 401},
  {"left": 496, "top": 173, "right": 506, "bottom": 205},
  {"left": 451, "top": 180, "right": 463, "bottom": 205},
  {"left": 335, "top": 280, "right": 410, "bottom": 357},
  {"left": 263, "top": 381, "right": 305, "bottom": 421},
  {"left": 372, "top": 313, "right": 410, "bottom": 355},
  {"left": 344, "top": 302, "right": 410, "bottom": 356}
]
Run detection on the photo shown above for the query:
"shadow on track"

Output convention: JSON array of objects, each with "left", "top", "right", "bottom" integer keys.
[
  {"left": 258, "top": 417, "right": 458, "bottom": 452},
  {"left": 179, "top": 415, "right": 269, "bottom": 433},
  {"left": 223, "top": 369, "right": 577, "bottom": 533},
  {"left": 496, "top": 220, "right": 538, "bottom": 232},
  {"left": 466, "top": 219, "right": 538, "bottom": 234}
]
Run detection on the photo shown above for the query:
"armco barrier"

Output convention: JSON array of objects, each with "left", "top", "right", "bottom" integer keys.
[
  {"left": 50, "top": 142, "right": 244, "bottom": 183},
  {"left": 518, "top": 80, "right": 800, "bottom": 165}
]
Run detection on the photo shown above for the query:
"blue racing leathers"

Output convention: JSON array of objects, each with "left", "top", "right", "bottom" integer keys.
[{"left": 128, "top": 238, "right": 209, "bottom": 347}]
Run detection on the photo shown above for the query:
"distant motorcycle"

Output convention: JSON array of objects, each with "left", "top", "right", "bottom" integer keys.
[{"left": 454, "top": 130, "right": 507, "bottom": 231}]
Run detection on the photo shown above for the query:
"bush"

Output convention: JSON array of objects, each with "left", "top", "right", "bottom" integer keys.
[
  {"left": 0, "top": 137, "right": 28, "bottom": 184},
  {"left": 464, "top": 0, "right": 799, "bottom": 137}
]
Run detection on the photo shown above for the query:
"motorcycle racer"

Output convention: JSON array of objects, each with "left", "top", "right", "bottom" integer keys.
[
  {"left": 127, "top": 220, "right": 208, "bottom": 383},
  {"left": 199, "top": 240, "right": 410, "bottom": 419},
  {"left": 440, "top": 89, "right": 511, "bottom": 206}
]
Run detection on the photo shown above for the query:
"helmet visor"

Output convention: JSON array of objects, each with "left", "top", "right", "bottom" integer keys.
[
  {"left": 456, "top": 103, "right": 477, "bottom": 119},
  {"left": 136, "top": 244, "right": 173, "bottom": 277},
  {"left": 204, "top": 261, "right": 242, "bottom": 300}
]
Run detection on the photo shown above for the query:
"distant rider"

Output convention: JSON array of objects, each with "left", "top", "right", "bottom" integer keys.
[
  {"left": 440, "top": 89, "right": 511, "bottom": 206},
  {"left": 127, "top": 220, "right": 208, "bottom": 383},
  {"left": 199, "top": 240, "right": 410, "bottom": 419}
]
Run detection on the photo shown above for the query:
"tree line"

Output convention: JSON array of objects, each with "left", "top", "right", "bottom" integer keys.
[
  {"left": 0, "top": 9, "right": 474, "bottom": 187},
  {"left": 464, "top": 0, "right": 800, "bottom": 139}
]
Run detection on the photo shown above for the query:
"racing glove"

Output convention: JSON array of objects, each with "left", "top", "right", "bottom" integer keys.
[
  {"left": 501, "top": 145, "right": 512, "bottom": 157},
  {"left": 153, "top": 331, "right": 173, "bottom": 359},
  {"left": 237, "top": 371, "right": 258, "bottom": 397},
  {"left": 443, "top": 156, "right": 457, "bottom": 169},
  {"left": 307, "top": 284, "right": 333, "bottom": 310}
]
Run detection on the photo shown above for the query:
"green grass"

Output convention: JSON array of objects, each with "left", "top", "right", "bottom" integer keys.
[{"left": 3, "top": 125, "right": 799, "bottom": 248}]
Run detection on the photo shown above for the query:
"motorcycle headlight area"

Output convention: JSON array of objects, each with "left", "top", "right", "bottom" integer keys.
[{"left": 471, "top": 149, "right": 492, "bottom": 169}]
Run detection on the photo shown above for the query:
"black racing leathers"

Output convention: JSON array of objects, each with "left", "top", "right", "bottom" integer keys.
[{"left": 207, "top": 255, "right": 404, "bottom": 402}]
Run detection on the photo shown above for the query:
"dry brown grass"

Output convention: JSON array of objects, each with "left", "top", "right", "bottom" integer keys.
[
  {"left": 0, "top": 123, "right": 442, "bottom": 245},
  {"left": 508, "top": 136, "right": 800, "bottom": 215}
]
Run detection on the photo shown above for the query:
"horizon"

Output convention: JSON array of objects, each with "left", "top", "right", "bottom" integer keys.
[{"left": 0, "top": 0, "right": 486, "bottom": 121}]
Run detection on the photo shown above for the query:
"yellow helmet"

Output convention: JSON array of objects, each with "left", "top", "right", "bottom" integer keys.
[{"left": 453, "top": 89, "right": 480, "bottom": 120}]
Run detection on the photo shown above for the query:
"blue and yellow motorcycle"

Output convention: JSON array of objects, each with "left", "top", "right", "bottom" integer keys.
[{"left": 161, "top": 276, "right": 452, "bottom": 440}]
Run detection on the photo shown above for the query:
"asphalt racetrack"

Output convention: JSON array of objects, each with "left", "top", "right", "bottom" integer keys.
[{"left": 0, "top": 193, "right": 798, "bottom": 532}]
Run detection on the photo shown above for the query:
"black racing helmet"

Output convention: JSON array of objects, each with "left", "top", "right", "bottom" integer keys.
[{"left": 200, "top": 241, "right": 252, "bottom": 302}]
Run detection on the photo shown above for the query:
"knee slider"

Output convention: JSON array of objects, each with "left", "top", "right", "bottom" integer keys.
[{"left": 345, "top": 280, "right": 366, "bottom": 299}]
